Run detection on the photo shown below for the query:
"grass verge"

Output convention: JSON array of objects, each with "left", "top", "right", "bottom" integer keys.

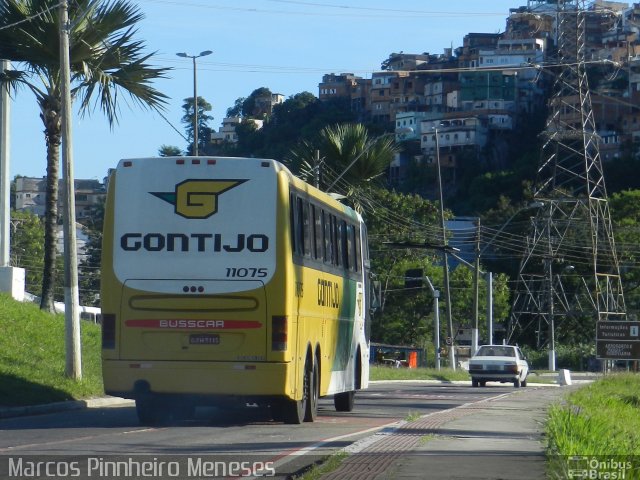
[
  {"left": 0, "top": 293, "right": 104, "bottom": 407},
  {"left": 369, "top": 365, "right": 470, "bottom": 382},
  {"left": 546, "top": 373, "right": 640, "bottom": 477}
]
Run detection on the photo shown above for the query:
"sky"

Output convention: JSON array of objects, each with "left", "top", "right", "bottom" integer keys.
[{"left": 7, "top": 0, "right": 527, "bottom": 181}]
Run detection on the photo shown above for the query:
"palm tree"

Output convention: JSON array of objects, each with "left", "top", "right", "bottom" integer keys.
[
  {"left": 0, "top": 0, "right": 169, "bottom": 311},
  {"left": 287, "top": 123, "right": 399, "bottom": 199}
]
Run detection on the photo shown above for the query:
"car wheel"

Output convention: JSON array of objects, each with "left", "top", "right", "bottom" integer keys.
[
  {"left": 522, "top": 378, "right": 527, "bottom": 387},
  {"left": 514, "top": 377, "right": 521, "bottom": 388},
  {"left": 471, "top": 378, "right": 479, "bottom": 388},
  {"left": 480, "top": 381, "right": 486, "bottom": 387}
]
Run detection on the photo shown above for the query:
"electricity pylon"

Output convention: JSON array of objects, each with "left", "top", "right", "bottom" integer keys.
[{"left": 508, "top": 0, "right": 626, "bottom": 367}]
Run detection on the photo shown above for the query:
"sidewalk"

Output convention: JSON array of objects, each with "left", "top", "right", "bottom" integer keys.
[{"left": 321, "top": 385, "right": 579, "bottom": 480}]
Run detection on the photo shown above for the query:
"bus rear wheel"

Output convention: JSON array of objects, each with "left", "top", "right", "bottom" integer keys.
[
  {"left": 304, "top": 358, "right": 319, "bottom": 422},
  {"left": 280, "top": 357, "right": 314, "bottom": 424},
  {"left": 136, "top": 396, "right": 194, "bottom": 425},
  {"left": 334, "top": 391, "right": 355, "bottom": 412},
  {"left": 136, "top": 397, "right": 166, "bottom": 426}
]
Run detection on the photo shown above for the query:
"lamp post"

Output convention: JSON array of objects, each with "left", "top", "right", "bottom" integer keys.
[{"left": 176, "top": 50, "right": 212, "bottom": 156}]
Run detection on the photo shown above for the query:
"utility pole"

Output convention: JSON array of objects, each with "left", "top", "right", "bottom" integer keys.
[
  {"left": 0, "top": 59, "right": 9, "bottom": 266},
  {"left": 473, "top": 218, "right": 480, "bottom": 349},
  {"left": 60, "top": 0, "right": 82, "bottom": 380},
  {"left": 434, "top": 127, "right": 455, "bottom": 370},
  {"left": 486, "top": 272, "right": 493, "bottom": 344}
]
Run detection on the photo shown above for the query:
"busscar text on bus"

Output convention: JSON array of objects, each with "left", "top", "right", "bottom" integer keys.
[{"left": 100, "top": 156, "right": 373, "bottom": 425}]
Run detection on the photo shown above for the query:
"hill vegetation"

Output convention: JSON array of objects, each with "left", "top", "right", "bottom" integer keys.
[{"left": 0, "top": 294, "right": 103, "bottom": 407}]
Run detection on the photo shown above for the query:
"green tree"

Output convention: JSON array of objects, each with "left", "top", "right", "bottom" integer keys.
[
  {"left": 610, "top": 189, "right": 640, "bottom": 313},
  {"left": 78, "top": 199, "right": 105, "bottom": 306},
  {"left": 226, "top": 97, "right": 245, "bottom": 118},
  {"left": 242, "top": 87, "right": 271, "bottom": 118},
  {"left": 181, "top": 96, "right": 213, "bottom": 155},
  {"left": 362, "top": 188, "right": 442, "bottom": 347},
  {"left": 0, "top": 0, "right": 169, "bottom": 312},
  {"left": 158, "top": 145, "right": 182, "bottom": 157},
  {"left": 10, "top": 210, "right": 45, "bottom": 298}
]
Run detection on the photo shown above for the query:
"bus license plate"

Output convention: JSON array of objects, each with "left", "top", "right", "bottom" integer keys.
[{"left": 189, "top": 334, "right": 220, "bottom": 345}]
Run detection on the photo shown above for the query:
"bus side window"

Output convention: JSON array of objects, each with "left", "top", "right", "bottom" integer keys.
[
  {"left": 331, "top": 215, "right": 338, "bottom": 265},
  {"left": 347, "top": 223, "right": 357, "bottom": 272},
  {"left": 349, "top": 225, "right": 360, "bottom": 272},
  {"left": 354, "top": 228, "right": 362, "bottom": 272},
  {"left": 289, "top": 193, "right": 297, "bottom": 255},
  {"left": 332, "top": 215, "right": 340, "bottom": 267},
  {"left": 296, "top": 197, "right": 305, "bottom": 256},
  {"left": 313, "top": 205, "right": 323, "bottom": 260},
  {"left": 302, "top": 199, "right": 312, "bottom": 258},
  {"left": 339, "top": 220, "right": 348, "bottom": 270},
  {"left": 323, "top": 210, "right": 332, "bottom": 264}
]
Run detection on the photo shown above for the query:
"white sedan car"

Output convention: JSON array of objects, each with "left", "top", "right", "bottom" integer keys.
[{"left": 468, "top": 345, "right": 529, "bottom": 388}]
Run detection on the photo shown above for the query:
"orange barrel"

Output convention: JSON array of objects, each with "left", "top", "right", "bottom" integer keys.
[{"left": 408, "top": 351, "right": 418, "bottom": 368}]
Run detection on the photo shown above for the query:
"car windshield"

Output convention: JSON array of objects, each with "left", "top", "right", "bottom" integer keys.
[{"left": 476, "top": 346, "right": 515, "bottom": 357}]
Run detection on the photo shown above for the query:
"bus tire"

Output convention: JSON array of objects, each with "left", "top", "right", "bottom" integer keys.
[
  {"left": 281, "top": 358, "right": 311, "bottom": 424},
  {"left": 304, "top": 357, "right": 319, "bottom": 422},
  {"left": 334, "top": 391, "right": 355, "bottom": 412},
  {"left": 136, "top": 397, "right": 165, "bottom": 426}
]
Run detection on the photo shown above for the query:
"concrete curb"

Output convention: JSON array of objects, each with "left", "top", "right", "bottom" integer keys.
[{"left": 0, "top": 396, "right": 133, "bottom": 420}]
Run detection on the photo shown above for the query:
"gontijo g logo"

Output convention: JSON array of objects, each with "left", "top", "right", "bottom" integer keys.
[{"left": 151, "top": 179, "right": 246, "bottom": 219}]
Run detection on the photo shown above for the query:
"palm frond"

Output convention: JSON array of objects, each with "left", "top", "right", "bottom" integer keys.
[{"left": 0, "top": 0, "right": 170, "bottom": 124}]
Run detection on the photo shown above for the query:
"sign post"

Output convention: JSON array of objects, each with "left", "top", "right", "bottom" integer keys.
[{"left": 596, "top": 321, "right": 640, "bottom": 360}]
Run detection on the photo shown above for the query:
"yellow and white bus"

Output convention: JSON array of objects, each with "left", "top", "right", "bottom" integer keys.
[{"left": 101, "top": 156, "right": 371, "bottom": 424}]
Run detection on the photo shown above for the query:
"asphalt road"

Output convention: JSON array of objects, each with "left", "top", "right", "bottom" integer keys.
[{"left": 0, "top": 382, "right": 521, "bottom": 478}]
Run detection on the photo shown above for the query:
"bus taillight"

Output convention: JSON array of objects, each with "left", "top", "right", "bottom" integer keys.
[
  {"left": 102, "top": 314, "right": 116, "bottom": 349},
  {"left": 272, "top": 315, "right": 288, "bottom": 351}
]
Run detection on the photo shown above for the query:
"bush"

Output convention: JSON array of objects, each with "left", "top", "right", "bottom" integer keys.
[{"left": 521, "top": 344, "right": 595, "bottom": 371}]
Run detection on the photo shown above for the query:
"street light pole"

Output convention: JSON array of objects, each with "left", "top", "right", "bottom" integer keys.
[
  {"left": 176, "top": 50, "right": 212, "bottom": 156},
  {"left": 434, "top": 127, "right": 455, "bottom": 370}
]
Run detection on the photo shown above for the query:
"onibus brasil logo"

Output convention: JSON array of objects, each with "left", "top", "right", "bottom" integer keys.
[{"left": 151, "top": 179, "right": 246, "bottom": 219}]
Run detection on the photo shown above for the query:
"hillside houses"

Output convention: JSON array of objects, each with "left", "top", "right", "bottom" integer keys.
[
  {"left": 316, "top": 0, "right": 640, "bottom": 186},
  {"left": 15, "top": 177, "right": 105, "bottom": 221}
]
